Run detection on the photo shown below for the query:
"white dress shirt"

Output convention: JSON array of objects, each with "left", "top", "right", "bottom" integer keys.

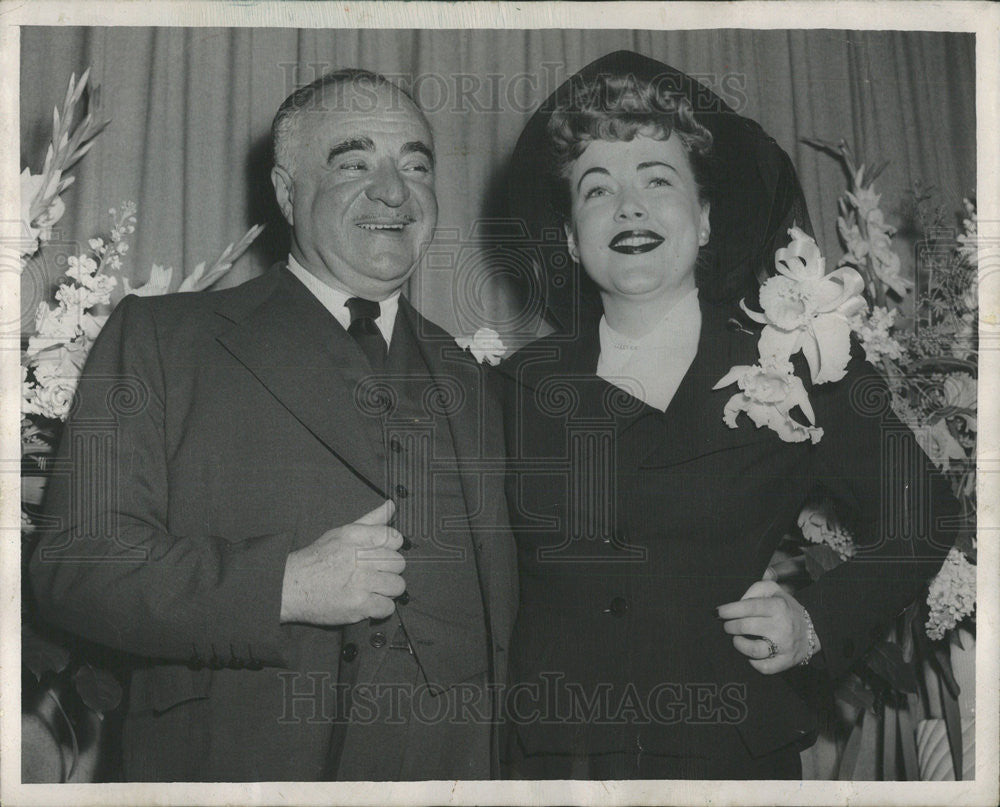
[
  {"left": 596, "top": 287, "right": 702, "bottom": 412},
  {"left": 286, "top": 255, "right": 400, "bottom": 346}
]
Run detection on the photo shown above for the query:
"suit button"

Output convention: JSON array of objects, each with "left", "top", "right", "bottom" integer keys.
[
  {"left": 396, "top": 591, "right": 410, "bottom": 605},
  {"left": 606, "top": 597, "right": 630, "bottom": 618},
  {"left": 395, "top": 484, "right": 409, "bottom": 499},
  {"left": 370, "top": 631, "right": 387, "bottom": 648},
  {"left": 390, "top": 438, "right": 403, "bottom": 453},
  {"left": 843, "top": 639, "right": 855, "bottom": 658},
  {"left": 341, "top": 642, "right": 358, "bottom": 662}
]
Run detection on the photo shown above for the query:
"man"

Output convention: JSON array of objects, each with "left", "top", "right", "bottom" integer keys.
[{"left": 30, "top": 69, "right": 517, "bottom": 782}]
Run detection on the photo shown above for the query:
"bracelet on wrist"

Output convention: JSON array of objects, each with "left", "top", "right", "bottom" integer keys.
[{"left": 800, "top": 607, "right": 818, "bottom": 666}]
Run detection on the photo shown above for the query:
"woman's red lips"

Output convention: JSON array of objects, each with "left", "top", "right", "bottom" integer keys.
[{"left": 608, "top": 229, "right": 665, "bottom": 254}]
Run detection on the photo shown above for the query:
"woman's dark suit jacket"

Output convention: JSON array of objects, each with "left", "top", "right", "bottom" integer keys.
[{"left": 500, "top": 297, "right": 957, "bottom": 764}]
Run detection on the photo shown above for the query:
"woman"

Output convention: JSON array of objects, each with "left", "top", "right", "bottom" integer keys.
[{"left": 499, "top": 51, "right": 957, "bottom": 779}]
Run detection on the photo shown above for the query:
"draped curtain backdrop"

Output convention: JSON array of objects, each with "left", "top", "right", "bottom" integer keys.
[{"left": 20, "top": 28, "right": 976, "bottom": 338}]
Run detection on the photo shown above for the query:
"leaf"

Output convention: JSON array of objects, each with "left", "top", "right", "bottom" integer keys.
[
  {"left": 865, "top": 639, "right": 918, "bottom": 694},
  {"left": 72, "top": 664, "right": 123, "bottom": 716},
  {"left": 938, "top": 671, "right": 964, "bottom": 780},
  {"left": 22, "top": 627, "right": 71, "bottom": 679},
  {"left": 836, "top": 674, "right": 875, "bottom": 716},
  {"left": 866, "top": 159, "right": 890, "bottom": 187},
  {"left": 898, "top": 695, "right": 920, "bottom": 780},
  {"left": 801, "top": 543, "right": 844, "bottom": 580}
]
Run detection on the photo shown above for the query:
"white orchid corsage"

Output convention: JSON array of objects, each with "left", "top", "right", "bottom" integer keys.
[
  {"left": 456, "top": 327, "right": 506, "bottom": 366},
  {"left": 714, "top": 227, "right": 867, "bottom": 443}
]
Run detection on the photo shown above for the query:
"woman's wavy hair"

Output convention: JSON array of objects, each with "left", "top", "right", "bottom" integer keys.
[{"left": 546, "top": 72, "right": 716, "bottom": 220}]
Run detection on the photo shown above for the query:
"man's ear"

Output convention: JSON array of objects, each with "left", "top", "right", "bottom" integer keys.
[
  {"left": 564, "top": 224, "right": 580, "bottom": 262},
  {"left": 271, "top": 165, "right": 295, "bottom": 226}
]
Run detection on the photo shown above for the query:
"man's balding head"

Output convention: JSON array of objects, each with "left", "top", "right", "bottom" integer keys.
[{"left": 269, "top": 69, "right": 438, "bottom": 300}]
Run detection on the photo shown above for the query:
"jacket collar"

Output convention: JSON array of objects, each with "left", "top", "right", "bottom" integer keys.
[
  {"left": 214, "top": 266, "right": 389, "bottom": 495},
  {"left": 504, "top": 295, "right": 764, "bottom": 469}
]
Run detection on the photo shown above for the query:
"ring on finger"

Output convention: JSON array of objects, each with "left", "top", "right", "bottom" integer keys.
[{"left": 762, "top": 636, "right": 778, "bottom": 659}]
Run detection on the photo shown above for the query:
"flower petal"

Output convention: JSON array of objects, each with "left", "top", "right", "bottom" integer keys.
[
  {"left": 758, "top": 326, "right": 801, "bottom": 363},
  {"left": 809, "top": 315, "right": 853, "bottom": 384}
]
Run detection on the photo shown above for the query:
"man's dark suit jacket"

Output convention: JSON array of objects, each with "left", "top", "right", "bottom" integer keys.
[
  {"left": 500, "top": 298, "right": 958, "bottom": 767},
  {"left": 30, "top": 266, "right": 517, "bottom": 781}
]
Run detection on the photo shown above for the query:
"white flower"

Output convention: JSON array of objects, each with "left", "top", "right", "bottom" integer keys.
[
  {"left": 56, "top": 281, "right": 109, "bottom": 313},
  {"left": 65, "top": 254, "right": 98, "bottom": 283},
  {"left": 19, "top": 167, "right": 66, "bottom": 256},
  {"left": 456, "top": 327, "right": 506, "bottom": 365},
  {"left": 79, "top": 312, "right": 108, "bottom": 341},
  {"left": 62, "top": 256, "right": 117, "bottom": 307},
  {"left": 847, "top": 184, "right": 882, "bottom": 218},
  {"left": 30, "top": 374, "right": 79, "bottom": 420},
  {"left": 852, "top": 305, "right": 903, "bottom": 364},
  {"left": 838, "top": 217, "right": 869, "bottom": 262},
  {"left": 30, "top": 342, "right": 87, "bottom": 386},
  {"left": 714, "top": 357, "right": 824, "bottom": 444},
  {"left": 123, "top": 264, "right": 174, "bottom": 297},
  {"left": 798, "top": 498, "right": 856, "bottom": 560},
  {"left": 744, "top": 227, "right": 866, "bottom": 384},
  {"left": 942, "top": 372, "right": 976, "bottom": 411},
  {"left": 27, "top": 301, "right": 80, "bottom": 356},
  {"left": 912, "top": 418, "right": 968, "bottom": 471},
  {"left": 926, "top": 547, "right": 976, "bottom": 640},
  {"left": 32, "top": 300, "right": 79, "bottom": 340},
  {"left": 867, "top": 218, "right": 913, "bottom": 297}
]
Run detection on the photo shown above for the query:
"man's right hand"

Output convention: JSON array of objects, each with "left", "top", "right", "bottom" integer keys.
[{"left": 280, "top": 500, "right": 406, "bottom": 625}]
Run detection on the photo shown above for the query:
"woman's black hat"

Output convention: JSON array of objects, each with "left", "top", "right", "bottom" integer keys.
[{"left": 506, "top": 50, "right": 813, "bottom": 330}]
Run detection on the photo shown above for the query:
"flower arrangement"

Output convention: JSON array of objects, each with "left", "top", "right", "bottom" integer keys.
[
  {"left": 792, "top": 138, "right": 978, "bottom": 781},
  {"left": 741, "top": 140, "right": 978, "bottom": 645},
  {"left": 20, "top": 69, "right": 263, "bottom": 782}
]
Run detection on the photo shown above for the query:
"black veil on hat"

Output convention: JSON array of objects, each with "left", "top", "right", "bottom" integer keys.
[{"left": 506, "top": 50, "right": 813, "bottom": 332}]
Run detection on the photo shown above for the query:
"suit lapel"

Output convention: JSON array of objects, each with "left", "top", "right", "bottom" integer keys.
[{"left": 215, "top": 268, "right": 387, "bottom": 495}]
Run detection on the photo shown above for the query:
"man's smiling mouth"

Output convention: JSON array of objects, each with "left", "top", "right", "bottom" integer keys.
[
  {"left": 356, "top": 218, "right": 415, "bottom": 233},
  {"left": 608, "top": 229, "right": 665, "bottom": 255}
]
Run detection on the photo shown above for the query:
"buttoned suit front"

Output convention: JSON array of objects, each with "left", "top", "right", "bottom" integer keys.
[
  {"left": 500, "top": 298, "right": 958, "bottom": 777},
  {"left": 30, "top": 265, "right": 517, "bottom": 781}
]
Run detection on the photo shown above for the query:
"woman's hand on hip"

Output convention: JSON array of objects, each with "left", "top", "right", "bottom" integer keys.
[{"left": 717, "top": 581, "right": 821, "bottom": 674}]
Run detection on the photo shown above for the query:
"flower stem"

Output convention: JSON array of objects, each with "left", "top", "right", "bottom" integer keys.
[{"left": 45, "top": 688, "right": 79, "bottom": 782}]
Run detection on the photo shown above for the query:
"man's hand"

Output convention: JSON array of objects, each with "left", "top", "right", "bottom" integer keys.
[
  {"left": 717, "top": 580, "right": 821, "bottom": 673},
  {"left": 280, "top": 500, "right": 406, "bottom": 626}
]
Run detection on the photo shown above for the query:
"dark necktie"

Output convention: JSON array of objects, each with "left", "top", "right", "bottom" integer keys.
[{"left": 345, "top": 297, "right": 387, "bottom": 370}]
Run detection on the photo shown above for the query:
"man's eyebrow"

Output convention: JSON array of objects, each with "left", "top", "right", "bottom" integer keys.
[
  {"left": 401, "top": 141, "right": 435, "bottom": 166},
  {"left": 577, "top": 166, "right": 609, "bottom": 192},
  {"left": 327, "top": 137, "right": 375, "bottom": 162}
]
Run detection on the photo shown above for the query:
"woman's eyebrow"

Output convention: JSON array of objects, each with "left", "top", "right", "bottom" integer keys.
[
  {"left": 637, "top": 160, "right": 679, "bottom": 173},
  {"left": 576, "top": 166, "right": 610, "bottom": 191}
]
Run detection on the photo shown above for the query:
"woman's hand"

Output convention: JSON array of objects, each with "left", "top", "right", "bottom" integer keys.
[{"left": 717, "top": 581, "right": 820, "bottom": 673}]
